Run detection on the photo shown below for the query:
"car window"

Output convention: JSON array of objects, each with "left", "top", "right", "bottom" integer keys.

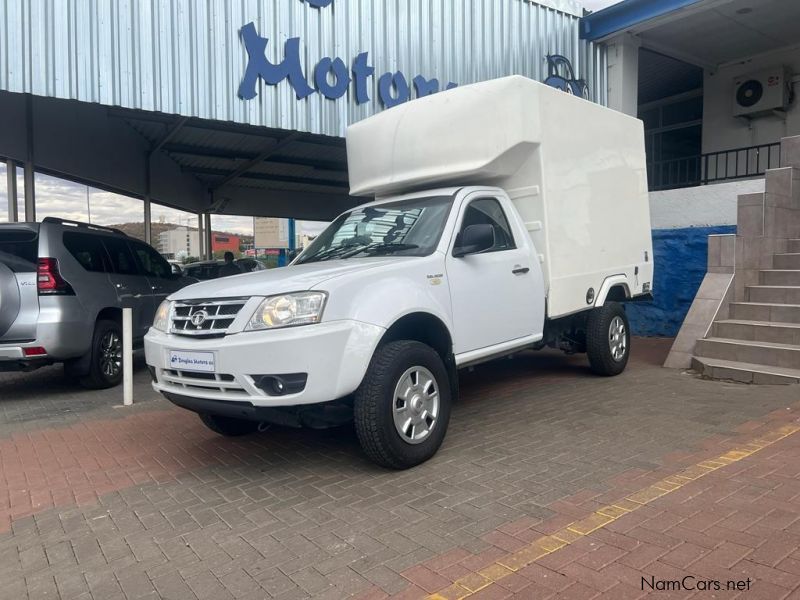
[
  {"left": 102, "top": 237, "right": 139, "bottom": 275},
  {"left": 460, "top": 198, "right": 515, "bottom": 252},
  {"left": 63, "top": 232, "right": 108, "bottom": 273},
  {"left": 0, "top": 229, "right": 38, "bottom": 273},
  {"left": 184, "top": 264, "right": 219, "bottom": 280},
  {"left": 131, "top": 241, "right": 171, "bottom": 279}
]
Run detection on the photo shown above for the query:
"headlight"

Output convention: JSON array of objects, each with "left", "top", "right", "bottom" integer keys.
[
  {"left": 153, "top": 300, "right": 172, "bottom": 332},
  {"left": 247, "top": 292, "right": 327, "bottom": 331}
]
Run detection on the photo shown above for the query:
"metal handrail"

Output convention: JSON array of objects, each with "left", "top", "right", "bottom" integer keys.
[{"left": 647, "top": 142, "right": 781, "bottom": 191}]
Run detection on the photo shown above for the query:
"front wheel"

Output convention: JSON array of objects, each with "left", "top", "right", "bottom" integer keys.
[
  {"left": 354, "top": 340, "right": 452, "bottom": 469},
  {"left": 586, "top": 302, "right": 630, "bottom": 376}
]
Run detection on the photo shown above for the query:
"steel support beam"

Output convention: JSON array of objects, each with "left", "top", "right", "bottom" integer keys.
[
  {"left": 24, "top": 95, "right": 35, "bottom": 222},
  {"left": 185, "top": 166, "right": 349, "bottom": 189},
  {"left": 162, "top": 143, "right": 348, "bottom": 172},
  {"left": 211, "top": 133, "right": 302, "bottom": 192}
]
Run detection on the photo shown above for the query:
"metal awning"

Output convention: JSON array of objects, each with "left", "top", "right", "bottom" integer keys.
[
  {"left": 109, "top": 107, "right": 364, "bottom": 220},
  {"left": 582, "top": 0, "right": 800, "bottom": 69}
]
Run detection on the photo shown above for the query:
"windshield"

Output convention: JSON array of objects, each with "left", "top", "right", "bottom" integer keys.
[{"left": 296, "top": 196, "right": 453, "bottom": 265}]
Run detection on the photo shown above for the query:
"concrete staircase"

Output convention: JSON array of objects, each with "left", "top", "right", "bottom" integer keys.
[
  {"left": 666, "top": 134, "right": 800, "bottom": 384},
  {"left": 691, "top": 231, "right": 800, "bottom": 385}
]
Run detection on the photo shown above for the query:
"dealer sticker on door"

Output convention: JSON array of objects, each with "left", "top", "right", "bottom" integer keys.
[{"left": 168, "top": 350, "right": 216, "bottom": 373}]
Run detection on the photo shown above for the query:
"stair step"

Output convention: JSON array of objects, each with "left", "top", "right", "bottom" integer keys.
[
  {"left": 747, "top": 286, "right": 800, "bottom": 305},
  {"left": 774, "top": 253, "right": 800, "bottom": 269},
  {"left": 789, "top": 240, "right": 800, "bottom": 253},
  {"left": 760, "top": 270, "right": 800, "bottom": 286},
  {"left": 731, "top": 302, "right": 800, "bottom": 324},
  {"left": 691, "top": 356, "right": 800, "bottom": 385},
  {"left": 713, "top": 320, "right": 800, "bottom": 345},
  {"left": 694, "top": 337, "right": 800, "bottom": 370}
]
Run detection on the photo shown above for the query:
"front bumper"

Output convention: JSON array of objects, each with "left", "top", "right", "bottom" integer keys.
[{"left": 144, "top": 319, "right": 385, "bottom": 407}]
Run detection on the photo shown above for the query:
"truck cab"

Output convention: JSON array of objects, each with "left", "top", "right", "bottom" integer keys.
[{"left": 144, "top": 76, "right": 653, "bottom": 469}]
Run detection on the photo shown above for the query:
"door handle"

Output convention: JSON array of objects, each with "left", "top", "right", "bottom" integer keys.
[{"left": 512, "top": 267, "right": 530, "bottom": 275}]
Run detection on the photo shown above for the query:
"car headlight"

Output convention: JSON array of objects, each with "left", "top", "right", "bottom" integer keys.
[
  {"left": 153, "top": 300, "right": 172, "bottom": 332},
  {"left": 247, "top": 292, "right": 327, "bottom": 331}
]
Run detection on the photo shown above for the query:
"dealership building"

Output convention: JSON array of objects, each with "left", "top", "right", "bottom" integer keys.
[{"left": 1, "top": 0, "right": 799, "bottom": 334}]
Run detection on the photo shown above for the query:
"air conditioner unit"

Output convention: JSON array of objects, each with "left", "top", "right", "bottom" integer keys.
[{"left": 732, "top": 67, "right": 791, "bottom": 117}]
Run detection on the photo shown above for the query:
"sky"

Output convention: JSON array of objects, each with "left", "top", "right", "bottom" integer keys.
[{"left": 0, "top": 162, "right": 328, "bottom": 238}]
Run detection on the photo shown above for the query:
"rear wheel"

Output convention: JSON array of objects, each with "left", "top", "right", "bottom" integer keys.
[
  {"left": 199, "top": 413, "right": 259, "bottom": 436},
  {"left": 79, "top": 320, "right": 124, "bottom": 389},
  {"left": 354, "top": 340, "right": 451, "bottom": 469},
  {"left": 586, "top": 302, "right": 630, "bottom": 376}
]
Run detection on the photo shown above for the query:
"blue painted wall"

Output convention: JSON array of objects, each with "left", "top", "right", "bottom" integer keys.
[{"left": 626, "top": 226, "right": 736, "bottom": 337}]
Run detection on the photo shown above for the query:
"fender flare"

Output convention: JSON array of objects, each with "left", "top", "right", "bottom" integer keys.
[{"left": 593, "top": 275, "right": 630, "bottom": 307}]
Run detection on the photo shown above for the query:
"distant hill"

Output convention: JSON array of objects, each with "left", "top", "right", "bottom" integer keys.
[{"left": 109, "top": 222, "right": 254, "bottom": 245}]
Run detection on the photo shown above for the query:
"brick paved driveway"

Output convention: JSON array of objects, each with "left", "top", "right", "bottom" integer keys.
[{"left": 0, "top": 340, "right": 798, "bottom": 599}]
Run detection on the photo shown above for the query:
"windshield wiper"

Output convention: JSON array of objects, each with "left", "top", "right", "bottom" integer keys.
[
  {"left": 360, "top": 242, "right": 420, "bottom": 255},
  {"left": 299, "top": 241, "right": 420, "bottom": 264},
  {"left": 297, "top": 244, "right": 360, "bottom": 264},
  {"left": 336, "top": 241, "right": 420, "bottom": 259}
]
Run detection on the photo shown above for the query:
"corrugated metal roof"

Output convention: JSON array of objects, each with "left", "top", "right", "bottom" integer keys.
[{"left": 1, "top": 0, "right": 606, "bottom": 138}]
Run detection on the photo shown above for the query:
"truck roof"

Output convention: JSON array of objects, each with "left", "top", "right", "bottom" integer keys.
[{"left": 346, "top": 75, "right": 643, "bottom": 198}]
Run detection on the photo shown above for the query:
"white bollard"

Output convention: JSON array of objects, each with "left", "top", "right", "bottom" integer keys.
[{"left": 122, "top": 307, "right": 133, "bottom": 406}]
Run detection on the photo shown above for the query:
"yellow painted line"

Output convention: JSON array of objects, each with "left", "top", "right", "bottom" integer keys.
[{"left": 423, "top": 420, "right": 799, "bottom": 600}]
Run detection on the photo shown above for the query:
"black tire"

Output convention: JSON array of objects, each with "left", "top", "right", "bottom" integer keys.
[
  {"left": 354, "top": 340, "right": 451, "bottom": 469},
  {"left": 586, "top": 302, "right": 630, "bottom": 376},
  {"left": 199, "top": 413, "right": 259, "bottom": 436},
  {"left": 79, "top": 320, "right": 124, "bottom": 389}
]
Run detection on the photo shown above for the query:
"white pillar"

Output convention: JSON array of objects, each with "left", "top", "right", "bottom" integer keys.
[
  {"left": 203, "top": 213, "right": 213, "bottom": 260},
  {"left": 6, "top": 161, "right": 18, "bottom": 222},
  {"left": 606, "top": 34, "right": 641, "bottom": 117},
  {"left": 122, "top": 307, "right": 133, "bottom": 406},
  {"left": 198, "top": 213, "right": 206, "bottom": 257}
]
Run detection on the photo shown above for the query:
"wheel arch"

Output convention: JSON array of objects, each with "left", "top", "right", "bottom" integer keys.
[
  {"left": 96, "top": 306, "right": 122, "bottom": 324},
  {"left": 594, "top": 275, "right": 631, "bottom": 307},
  {"left": 379, "top": 312, "right": 453, "bottom": 362},
  {"left": 376, "top": 311, "right": 458, "bottom": 399}
]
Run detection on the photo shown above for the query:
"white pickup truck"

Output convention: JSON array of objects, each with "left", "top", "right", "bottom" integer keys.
[{"left": 145, "top": 76, "right": 653, "bottom": 469}]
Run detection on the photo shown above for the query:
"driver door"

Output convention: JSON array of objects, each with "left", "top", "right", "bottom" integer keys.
[{"left": 445, "top": 194, "right": 539, "bottom": 355}]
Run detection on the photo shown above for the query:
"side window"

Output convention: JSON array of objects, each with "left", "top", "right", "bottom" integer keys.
[
  {"left": 102, "top": 237, "right": 140, "bottom": 276},
  {"left": 131, "top": 241, "right": 171, "bottom": 279},
  {"left": 62, "top": 232, "right": 108, "bottom": 273},
  {"left": 460, "top": 198, "right": 515, "bottom": 252}
]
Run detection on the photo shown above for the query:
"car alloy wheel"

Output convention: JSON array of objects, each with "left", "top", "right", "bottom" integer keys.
[{"left": 392, "top": 366, "right": 440, "bottom": 444}]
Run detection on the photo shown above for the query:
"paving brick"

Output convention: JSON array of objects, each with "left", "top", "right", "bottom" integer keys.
[{"left": 2, "top": 340, "right": 800, "bottom": 599}]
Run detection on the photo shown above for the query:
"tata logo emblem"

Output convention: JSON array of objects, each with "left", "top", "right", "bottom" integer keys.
[
  {"left": 304, "top": 0, "right": 333, "bottom": 7},
  {"left": 190, "top": 310, "right": 209, "bottom": 328}
]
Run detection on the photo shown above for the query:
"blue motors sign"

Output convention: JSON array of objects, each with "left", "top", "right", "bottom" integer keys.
[{"left": 238, "top": 22, "right": 457, "bottom": 108}]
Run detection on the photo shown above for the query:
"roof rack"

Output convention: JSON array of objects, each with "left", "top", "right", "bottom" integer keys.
[{"left": 42, "top": 217, "right": 127, "bottom": 236}]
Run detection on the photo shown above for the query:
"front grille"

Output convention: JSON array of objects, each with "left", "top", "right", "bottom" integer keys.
[
  {"left": 160, "top": 368, "right": 248, "bottom": 396},
  {"left": 171, "top": 299, "right": 247, "bottom": 337}
]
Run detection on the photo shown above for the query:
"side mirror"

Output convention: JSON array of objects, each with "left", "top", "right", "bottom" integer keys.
[{"left": 453, "top": 224, "right": 495, "bottom": 257}]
